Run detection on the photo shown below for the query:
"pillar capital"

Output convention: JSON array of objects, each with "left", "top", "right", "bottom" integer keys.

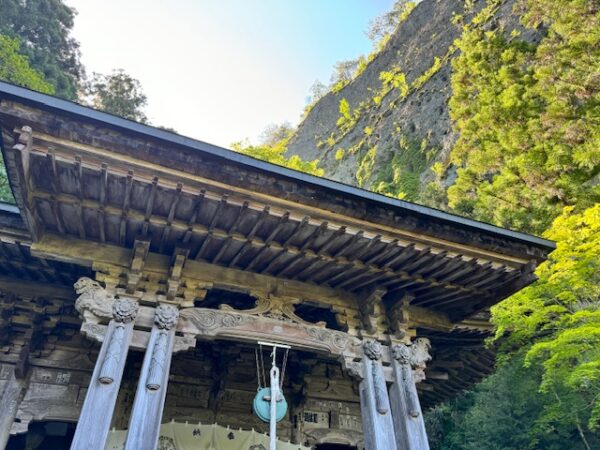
[
  {"left": 363, "top": 340, "right": 383, "bottom": 361},
  {"left": 113, "top": 298, "right": 139, "bottom": 324},
  {"left": 154, "top": 303, "right": 179, "bottom": 330}
]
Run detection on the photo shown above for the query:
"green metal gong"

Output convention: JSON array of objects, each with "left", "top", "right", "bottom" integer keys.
[{"left": 253, "top": 387, "right": 288, "bottom": 423}]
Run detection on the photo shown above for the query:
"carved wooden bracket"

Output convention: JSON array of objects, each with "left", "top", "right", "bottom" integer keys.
[
  {"left": 388, "top": 293, "right": 415, "bottom": 339},
  {"left": 167, "top": 247, "right": 189, "bottom": 301},
  {"left": 356, "top": 287, "right": 386, "bottom": 335},
  {"left": 74, "top": 277, "right": 196, "bottom": 353},
  {"left": 127, "top": 239, "right": 150, "bottom": 294}
]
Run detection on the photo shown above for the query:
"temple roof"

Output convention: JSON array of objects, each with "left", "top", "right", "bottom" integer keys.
[{"left": 0, "top": 81, "right": 555, "bottom": 406}]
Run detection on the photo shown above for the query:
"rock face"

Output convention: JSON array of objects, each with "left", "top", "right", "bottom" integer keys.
[{"left": 286, "top": 0, "right": 539, "bottom": 200}]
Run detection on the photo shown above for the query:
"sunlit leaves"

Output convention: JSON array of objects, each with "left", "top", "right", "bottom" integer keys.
[
  {"left": 493, "top": 205, "right": 600, "bottom": 430},
  {"left": 231, "top": 134, "right": 323, "bottom": 178}
]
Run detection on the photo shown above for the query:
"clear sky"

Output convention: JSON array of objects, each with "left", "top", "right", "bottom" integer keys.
[{"left": 66, "top": 0, "right": 394, "bottom": 148}]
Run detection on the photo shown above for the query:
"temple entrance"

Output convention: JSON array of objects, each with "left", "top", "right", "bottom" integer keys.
[
  {"left": 6, "top": 421, "right": 76, "bottom": 450},
  {"left": 154, "top": 339, "right": 362, "bottom": 448}
]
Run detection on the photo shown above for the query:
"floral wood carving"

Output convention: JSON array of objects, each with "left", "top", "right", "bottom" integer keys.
[
  {"left": 304, "top": 327, "right": 354, "bottom": 351},
  {"left": 391, "top": 343, "right": 411, "bottom": 365},
  {"left": 179, "top": 307, "right": 359, "bottom": 356},
  {"left": 410, "top": 337, "right": 432, "bottom": 383},
  {"left": 363, "top": 340, "right": 383, "bottom": 360},
  {"left": 154, "top": 304, "right": 179, "bottom": 330},
  {"left": 113, "top": 299, "right": 139, "bottom": 323}
]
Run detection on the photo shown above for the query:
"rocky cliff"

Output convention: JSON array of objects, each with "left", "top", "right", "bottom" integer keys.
[{"left": 286, "top": 0, "right": 541, "bottom": 203}]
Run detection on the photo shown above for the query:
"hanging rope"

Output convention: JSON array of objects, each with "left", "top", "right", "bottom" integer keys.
[
  {"left": 259, "top": 343, "right": 267, "bottom": 391},
  {"left": 255, "top": 348, "right": 263, "bottom": 390},
  {"left": 280, "top": 347, "right": 289, "bottom": 389}
]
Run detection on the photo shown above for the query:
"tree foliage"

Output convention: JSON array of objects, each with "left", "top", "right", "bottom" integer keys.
[
  {"left": 308, "top": 80, "right": 328, "bottom": 104},
  {"left": 447, "top": 0, "right": 600, "bottom": 235},
  {"left": 492, "top": 205, "right": 600, "bottom": 436},
  {"left": 330, "top": 59, "right": 360, "bottom": 86},
  {"left": 232, "top": 125, "right": 323, "bottom": 177},
  {"left": 0, "top": 0, "right": 83, "bottom": 99},
  {"left": 427, "top": 353, "right": 600, "bottom": 450},
  {"left": 0, "top": 35, "right": 55, "bottom": 95},
  {"left": 85, "top": 70, "right": 149, "bottom": 123},
  {"left": 0, "top": 34, "right": 55, "bottom": 203},
  {"left": 429, "top": 1, "right": 600, "bottom": 447},
  {"left": 259, "top": 122, "right": 294, "bottom": 147}
]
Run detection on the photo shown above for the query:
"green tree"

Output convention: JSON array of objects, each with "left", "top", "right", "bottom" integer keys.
[
  {"left": 232, "top": 129, "right": 323, "bottom": 177},
  {"left": 0, "top": 0, "right": 83, "bottom": 99},
  {"left": 330, "top": 59, "right": 360, "bottom": 85},
  {"left": 0, "top": 34, "right": 54, "bottom": 203},
  {"left": 0, "top": 35, "right": 55, "bottom": 94},
  {"left": 429, "top": 1, "right": 600, "bottom": 447},
  {"left": 447, "top": 0, "right": 600, "bottom": 235},
  {"left": 492, "top": 205, "right": 600, "bottom": 444},
  {"left": 85, "top": 70, "right": 149, "bottom": 123},
  {"left": 308, "top": 80, "right": 328, "bottom": 104},
  {"left": 426, "top": 354, "right": 598, "bottom": 450}
]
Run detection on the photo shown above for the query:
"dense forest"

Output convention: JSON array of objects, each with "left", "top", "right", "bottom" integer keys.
[{"left": 0, "top": 0, "right": 598, "bottom": 448}]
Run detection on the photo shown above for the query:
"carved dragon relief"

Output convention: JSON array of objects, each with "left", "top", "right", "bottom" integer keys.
[
  {"left": 74, "top": 277, "right": 115, "bottom": 324},
  {"left": 218, "top": 294, "right": 327, "bottom": 328}
]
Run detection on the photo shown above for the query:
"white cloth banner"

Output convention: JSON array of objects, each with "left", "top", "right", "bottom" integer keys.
[{"left": 105, "top": 421, "right": 310, "bottom": 450}]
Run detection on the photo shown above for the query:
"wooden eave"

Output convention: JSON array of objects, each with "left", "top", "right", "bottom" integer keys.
[
  {"left": 0, "top": 83, "right": 554, "bottom": 324},
  {"left": 0, "top": 83, "right": 555, "bottom": 406}
]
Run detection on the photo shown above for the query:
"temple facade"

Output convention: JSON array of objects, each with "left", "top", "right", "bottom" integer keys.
[{"left": 0, "top": 81, "right": 554, "bottom": 450}]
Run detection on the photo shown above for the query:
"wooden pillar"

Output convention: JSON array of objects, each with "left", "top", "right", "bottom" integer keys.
[
  {"left": 0, "top": 368, "right": 28, "bottom": 449},
  {"left": 358, "top": 340, "right": 398, "bottom": 450},
  {"left": 124, "top": 304, "right": 179, "bottom": 450},
  {"left": 71, "top": 299, "right": 138, "bottom": 450},
  {"left": 388, "top": 342, "right": 430, "bottom": 450}
]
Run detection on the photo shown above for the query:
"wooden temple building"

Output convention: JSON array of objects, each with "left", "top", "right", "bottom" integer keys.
[{"left": 0, "top": 81, "right": 555, "bottom": 450}]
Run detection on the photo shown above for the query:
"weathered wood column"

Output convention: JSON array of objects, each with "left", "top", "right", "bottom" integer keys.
[
  {"left": 358, "top": 340, "right": 398, "bottom": 450},
  {"left": 388, "top": 339, "right": 431, "bottom": 450},
  {"left": 124, "top": 304, "right": 179, "bottom": 450},
  {"left": 0, "top": 368, "right": 28, "bottom": 449},
  {"left": 71, "top": 298, "right": 138, "bottom": 450}
]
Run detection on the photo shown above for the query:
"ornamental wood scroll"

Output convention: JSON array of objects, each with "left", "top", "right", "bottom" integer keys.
[
  {"left": 178, "top": 308, "right": 361, "bottom": 359},
  {"left": 73, "top": 277, "right": 361, "bottom": 360}
]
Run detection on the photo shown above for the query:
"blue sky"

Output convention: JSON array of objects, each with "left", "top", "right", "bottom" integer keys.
[{"left": 67, "top": 0, "right": 394, "bottom": 147}]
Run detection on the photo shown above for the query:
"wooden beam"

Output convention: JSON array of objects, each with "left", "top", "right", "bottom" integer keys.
[
  {"left": 158, "top": 182, "right": 182, "bottom": 253},
  {"left": 31, "top": 234, "right": 355, "bottom": 307}
]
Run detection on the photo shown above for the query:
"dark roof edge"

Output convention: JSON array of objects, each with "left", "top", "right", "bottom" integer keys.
[
  {"left": 0, "top": 201, "right": 20, "bottom": 215},
  {"left": 0, "top": 201, "right": 27, "bottom": 231},
  {"left": 0, "top": 81, "right": 555, "bottom": 251}
]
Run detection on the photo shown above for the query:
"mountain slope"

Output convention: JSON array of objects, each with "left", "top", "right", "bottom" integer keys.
[{"left": 286, "top": 0, "right": 542, "bottom": 203}]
